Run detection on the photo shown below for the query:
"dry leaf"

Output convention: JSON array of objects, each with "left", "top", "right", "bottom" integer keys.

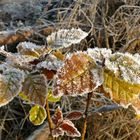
[
  {"left": 17, "top": 42, "right": 47, "bottom": 57},
  {"left": 22, "top": 74, "right": 47, "bottom": 106},
  {"left": 47, "top": 28, "right": 88, "bottom": 50},
  {"left": 53, "top": 52, "right": 100, "bottom": 97},
  {"left": 52, "top": 106, "right": 63, "bottom": 125},
  {"left": 60, "top": 120, "right": 81, "bottom": 137},
  {"left": 103, "top": 52, "right": 140, "bottom": 113},
  {"left": 0, "top": 69, "right": 24, "bottom": 107},
  {"left": 65, "top": 111, "right": 83, "bottom": 120}
]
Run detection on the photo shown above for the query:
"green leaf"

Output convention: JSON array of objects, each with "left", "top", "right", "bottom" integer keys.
[
  {"left": 29, "top": 105, "right": 47, "bottom": 125},
  {"left": 48, "top": 89, "right": 61, "bottom": 103},
  {"left": 21, "top": 74, "right": 47, "bottom": 106}
]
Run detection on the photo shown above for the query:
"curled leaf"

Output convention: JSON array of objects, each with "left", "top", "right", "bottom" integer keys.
[
  {"left": 22, "top": 74, "right": 47, "bottom": 106},
  {"left": 0, "top": 69, "right": 24, "bottom": 107},
  {"left": 29, "top": 105, "right": 47, "bottom": 125}
]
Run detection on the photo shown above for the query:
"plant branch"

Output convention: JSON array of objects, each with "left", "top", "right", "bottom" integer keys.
[
  {"left": 81, "top": 92, "right": 92, "bottom": 140},
  {"left": 46, "top": 98, "right": 54, "bottom": 137}
]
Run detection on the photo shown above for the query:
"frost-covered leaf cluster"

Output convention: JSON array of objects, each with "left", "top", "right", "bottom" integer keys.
[
  {"left": 51, "top": 107, "right": 81, "bottom": 137},
  {"left": 0, "top": 27, "right": 140, "bottom": 134}
]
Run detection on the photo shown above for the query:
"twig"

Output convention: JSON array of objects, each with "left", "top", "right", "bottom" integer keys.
[
  {"left": 46, "top": 98, "right": 54, "bottom": 137},
  {"left": 81, "top": 92, "right": 92, "bottom": 140}
]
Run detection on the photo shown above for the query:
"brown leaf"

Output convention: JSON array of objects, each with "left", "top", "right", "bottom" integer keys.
[
  {"left": 42, "top": 69, "right": 56, "bottom": 80},
  {"left": 65, "top": 111, "right": 83, "bottom": 120},
  {"left": 53, "top": 52, "right": 97, "bottom": 97},
  {"left": 22, "top": 74, "right": 47, "bottom": 106},
  {"left": 0, "top": 28, "right": 33, "bottom": 46},
  {"left": 17, "top": 42, "right": 47, "bottom": 57},
  {"left": 60, "top": 120, "right": 81, "bottom": 137},
  {"left": 52, "top": 107, "right": 63, "bottom": 125},
  {"left": 52, "top": 128, "right": 64, "bottom": 137}
]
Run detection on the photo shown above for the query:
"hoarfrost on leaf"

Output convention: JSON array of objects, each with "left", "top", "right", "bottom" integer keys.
[
  {"left": 21, "top": 74, "right": 47, "bottom": 107},
  {"left": 17, "top": 42, "right": 47, "bottom": 57},
  {"left": 47, "top": 28, "right": 88, "bottom": 49},
  {"left": 53, "top": 52, "right": 99, "bottom": 97},
  {"left": 103, "top": 51, "right": 140, "bottom": 114},
  {"left": 36, "top": 54, "right": 63, "bottom": 71},
  {"left": 87, "top": 47, "right": 112, "bottom": 66},
  {"left": 105, "top": 52, "right": 140, "bottom": 84},
  {"left": 0, "top": 69, "right": 24, "bottom": 107}
]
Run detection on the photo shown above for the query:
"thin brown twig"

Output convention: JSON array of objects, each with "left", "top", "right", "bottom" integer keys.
[{"left": 81, "top": 92, "right": 92, "bottom": 140}]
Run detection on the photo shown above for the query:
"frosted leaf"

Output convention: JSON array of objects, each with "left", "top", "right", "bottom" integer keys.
[
  {"left": 0, "top": 69, "right": 24, "bottom": 107},
  {"left": 14, "top": 54, "right": 38, "bottom": 64},
  {"left": 51, "top": 107, "right": 81, "bottom": 137},
  {"left": 47, "top": 28, "right": 88, "bottom": 49},
  {"left": 60, "top": 120, "right": 81, "bottom": 137},
  {"left": 22, "top": 74, "right": 47, "bottom": 106},
  {"left": 17, "top": 42, "right": 47, "bottom": 57},
  {"left": 105, "top": 52, "right": 140, "bottom": 84},
  {"left": 103, "top": 52, "right": 140, "bottom": 112},
  {"left": 87, "top": 47, "right": 112, "bottom": 65},
  {"left": 52, "top": 128, "right": 64, "bottom": 137},
  {"left": 52, "top": 106, "right": 63, "bottom": 125},
  {"left": 36, "top": 54, "right": 63, "bottom": 71},
  {"left": 53, "top": 52, "right": 101, "bottom": 97}
]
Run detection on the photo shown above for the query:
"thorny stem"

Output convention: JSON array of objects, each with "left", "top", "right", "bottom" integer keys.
[
  {"left": 46, "top": 98, "right": 54, "bottom": 137},
  {"left": 81, "top": 92, "right": 92, "bottom": 140}
]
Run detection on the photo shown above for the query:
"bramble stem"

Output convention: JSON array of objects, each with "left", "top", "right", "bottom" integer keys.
[
  {"left": 46, "top": 98, "right": 54, "bottom": 136},
  {"left": 81, "top": 92, "right": 92, "bottom": 140}
]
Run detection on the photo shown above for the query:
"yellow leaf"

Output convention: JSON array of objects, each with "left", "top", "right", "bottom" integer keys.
[
  {"left": 48, "top": 89, "right": 61, "bottom": 103},
  {"left": 29, "top": 105, "right": 47, "bottom": 125},
  {"left": 103, "top": 52, "right": 140, "bottom": 113},
  {"left": 19, "top": 92, "right": 31, "bottom": 103},
  {"left": 53, "top": 50, "right": 65, "bottom": 60}
]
